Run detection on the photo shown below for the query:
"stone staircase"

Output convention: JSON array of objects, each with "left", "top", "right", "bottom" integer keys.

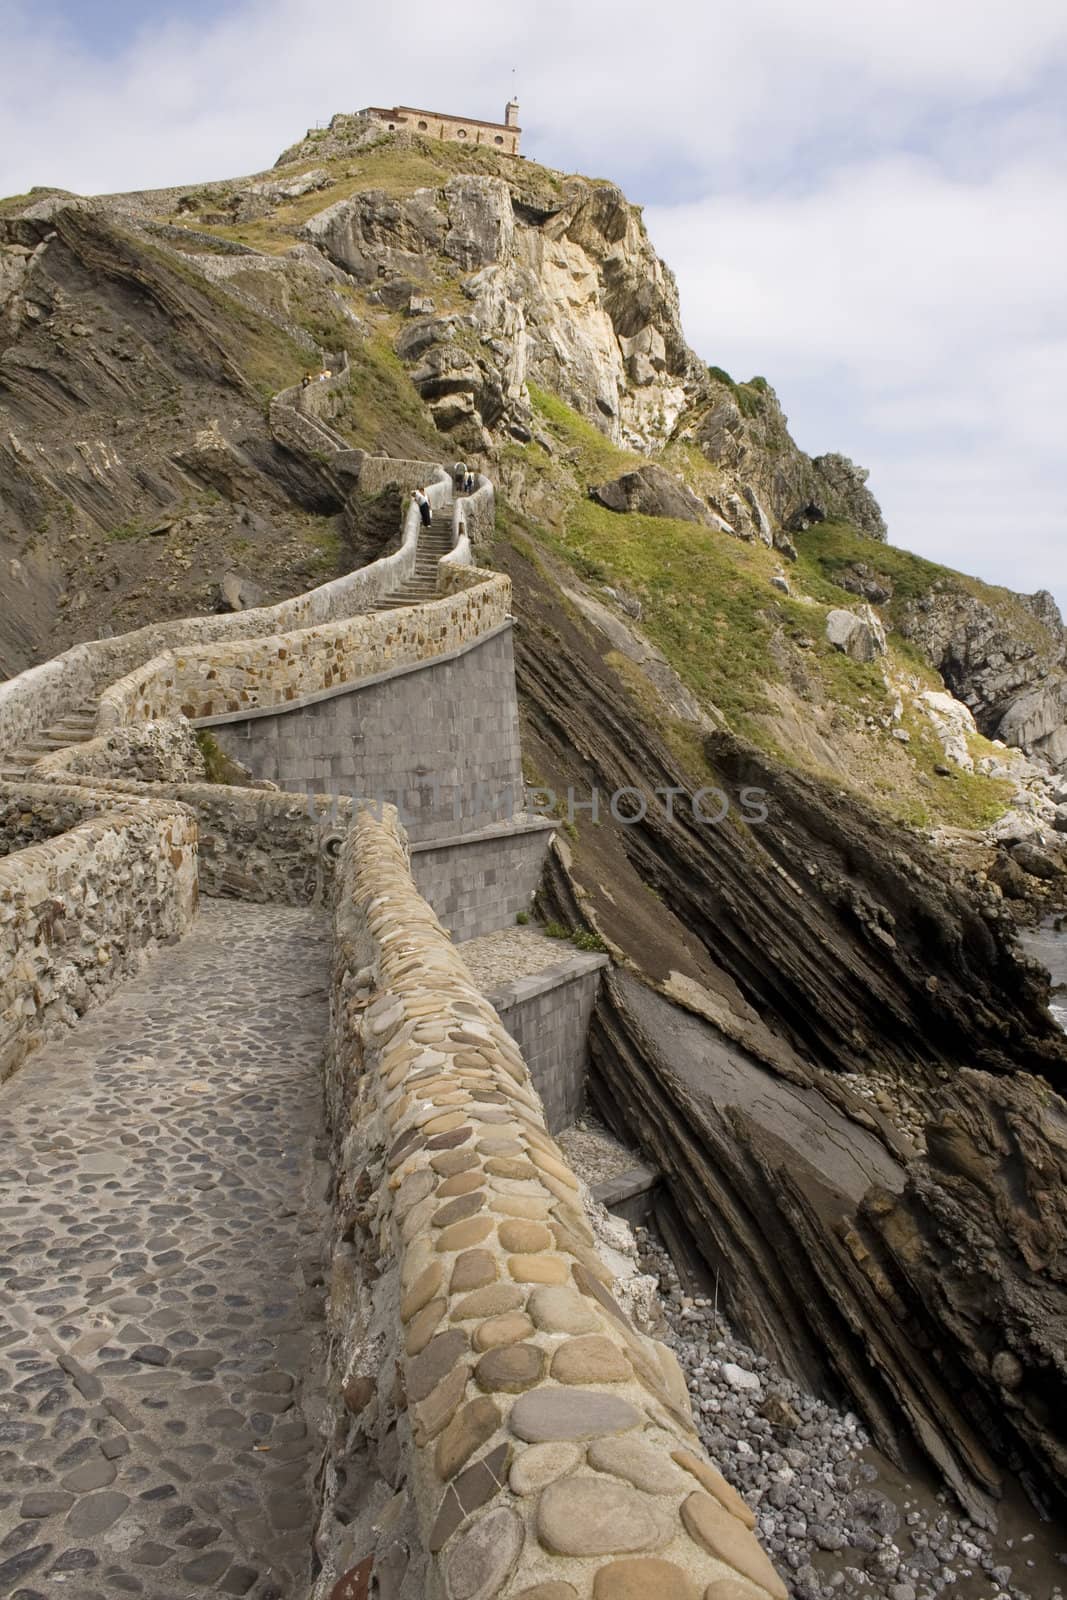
[
  {"left": 0, "top": 513, "right": 459, "bottom": 781},
  {"left": 0, "top": 700, "right": 99, "bottom": 780},
  {"left": 370, "top": 521, "right": 454, "bottom": 611}
]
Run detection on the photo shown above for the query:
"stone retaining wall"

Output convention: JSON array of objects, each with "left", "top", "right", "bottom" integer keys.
[
  {"left": 2, "top": 773, "right": 349, "bottom": 906},
  {"left": 315, "top": 803, "right": 788, "bottom": 1600},
  {"left": 0, "top": 787, "right": 198, "bottom": 1082},
  {"left": 482, "top": 953, "right": 609, "bottom": 1134},
  {"left": 209, "top": 623, "right": 523, "bottom": 845},
  {"left": 411, "top": 821, "right": 556, "bottom": 942}
]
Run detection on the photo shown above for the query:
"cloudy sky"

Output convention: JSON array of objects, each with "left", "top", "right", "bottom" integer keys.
[{"left": 3, "top": 0, "right": 1066, "bottom": 609}]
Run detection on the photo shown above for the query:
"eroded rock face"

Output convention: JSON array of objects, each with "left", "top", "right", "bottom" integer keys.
[
  {"left": 303, "top": 188, "right": 448, "bottom": 289},
  {"left": 305, "top": 175, "right": 700, "bottom": 452},
  {"left": 863, "top": 1069, "right": 1067, "bottom": 1519},
  {"left": 900, "top": 585, "right": 1067, "bottom": 768},
  {"left": 0, "top": 207, "right": 353, "bottom": 676}
]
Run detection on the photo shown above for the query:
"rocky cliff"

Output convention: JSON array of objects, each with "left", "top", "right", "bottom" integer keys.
[
  {"left": 901, "top": 581, "right": 1067, "bottom": 766},
  {"left": 4, "top": 121, "right": 1067, "bottom": 1545}
]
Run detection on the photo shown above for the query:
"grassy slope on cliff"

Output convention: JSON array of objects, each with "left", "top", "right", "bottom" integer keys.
[
  {"left": 0, "top": 136, "right": 1020, "bottom": 830},
  {"left": 508, "top": 387, "right": 1011, "bottom": 830}
]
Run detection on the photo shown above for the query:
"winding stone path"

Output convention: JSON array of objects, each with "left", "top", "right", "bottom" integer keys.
[{"left": 0, "top": 901, "right": 331, "bottom": 1599}]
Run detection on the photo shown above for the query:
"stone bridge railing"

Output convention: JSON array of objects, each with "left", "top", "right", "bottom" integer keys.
[{"left": 315, "top": 802, "right": 788, "bottom": 1600}]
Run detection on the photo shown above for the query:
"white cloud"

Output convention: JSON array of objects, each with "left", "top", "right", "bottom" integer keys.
[
  {"left": 646, "top": 150, "right": 1067, "bottom": 609},
  {"left": 0, "top": 0, "right": 1064, "bottom": 609}
]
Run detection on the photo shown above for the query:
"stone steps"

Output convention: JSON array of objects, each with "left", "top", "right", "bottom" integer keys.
[
  {"left": 2, "top": 700, "right": 99, "bottom": 778},
  {"left": 368, "top": 519, "right": 459, "bottom": 611}
]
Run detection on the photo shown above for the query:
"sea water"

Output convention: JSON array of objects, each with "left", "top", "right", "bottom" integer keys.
[{"left": 1019, "top": 918, "right": 1067, "bottom": 1030}]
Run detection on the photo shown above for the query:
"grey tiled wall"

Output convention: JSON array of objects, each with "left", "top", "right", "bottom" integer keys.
[
  {"left": 411, "top": 824, "right": 554, "bottom": 942},
  {"left": 484, "top": 954, "right": 609, "bottom": 1133},
  {"left": 213, "top": 628, "right": 523, "bottom": 845}
]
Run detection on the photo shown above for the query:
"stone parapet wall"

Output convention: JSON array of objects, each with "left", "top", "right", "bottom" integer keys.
[
  {"left": 361, "top": 457, "right": 456, "bottom": 498},
  {"left": 4, "top": 771, "right": 350, "bottom": 906},
  {"left": 29, "top": 718, "right": 207, "bottom": 786},
  {"left": 98, "top": 570, "right": 511, "bottom": 729},
  {"left": 315, "top": 803, "right": 788, "bottom": 1600},
  {"left": 454, "top": 476, "right": 496, "bottom": 546},
  {"left": 0, "top": 784, "right": 198, "bottom": 1082}
]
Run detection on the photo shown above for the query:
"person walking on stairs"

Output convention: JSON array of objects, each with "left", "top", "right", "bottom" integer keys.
[{"left": 413, "top": 488, "right": 432, "bottom": 528}]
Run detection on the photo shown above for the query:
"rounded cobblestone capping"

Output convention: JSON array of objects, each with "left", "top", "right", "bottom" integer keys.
[{"left": 315, "top": 804, "right": 791, "bottom": 1600}]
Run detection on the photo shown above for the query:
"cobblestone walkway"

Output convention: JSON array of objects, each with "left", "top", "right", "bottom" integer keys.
[{"left": 0, "top": 901, "right": 331, "bottom": 1600}]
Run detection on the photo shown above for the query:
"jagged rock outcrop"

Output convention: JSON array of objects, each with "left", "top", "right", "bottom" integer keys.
[
  {"left": 808, "top": 452, "right": 887, "bottom": 539},
  {"left": 900, "top": 584, "right": 1067, "bottom": 768},
  {"left": 687, "top": 376, "right": 888, "bottom": 541},
  {"left": 836, "top": 560, "right": 894, "bottom": 605},
  {"left": 304, "top": 174, "right": 702, "bottom": 452},
  {"left": 590, "top": 464, "right": 711, "bottom": 524},
  {"left": 274, "top": 111, "right": 394, "bottom": 168},
  {"left": 862, "top": 1069, "right": 1067, "bottom": 1520}
]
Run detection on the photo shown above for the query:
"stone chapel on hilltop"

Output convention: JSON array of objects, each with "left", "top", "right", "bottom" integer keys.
[{"left": 360, "top": 99, "right": 522, "bottom": 155}]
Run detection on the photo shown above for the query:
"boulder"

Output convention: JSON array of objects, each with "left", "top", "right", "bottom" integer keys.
[
  {"left": 217, "top": 572, "right": 266, "bottom": 613},
  {"left": 825, "top": 606, "right": 887, "bottom": 663},
  {"left": 175, "top": 420, "right": 288, "bottom": 506},
  {"left": 591, "top": 466, "right": 712, "bottom": 525},
  {"left": 1011, "top": 840, "right": 1063, "bottom": 880},
  {"left": 918, "top": 690, "right": 977, "bottom": 771},
  {"left": 988, "top": 851, "right": 1031, "bottom": 899}
]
